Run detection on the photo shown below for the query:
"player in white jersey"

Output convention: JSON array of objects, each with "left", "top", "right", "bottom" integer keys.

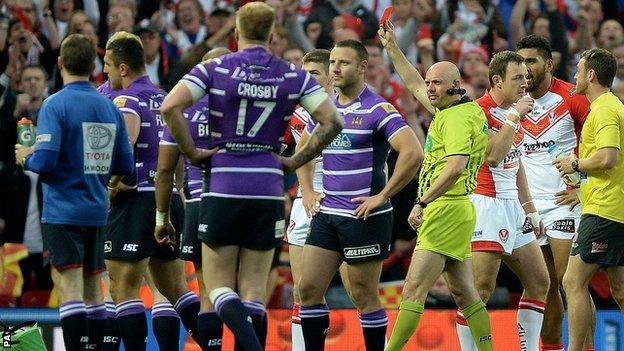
[
  {"left": 455, "top": 51, "right": 549, "bottom": 351},
  {"left": 516, "top": 35, "right": 592, "bottom": 351},
  {"left": 283, "top": 49, "right": 329, "bottom": 351}
]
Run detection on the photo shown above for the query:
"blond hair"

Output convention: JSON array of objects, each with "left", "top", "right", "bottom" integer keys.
[{"left": 236, "top": 2, "right": 276, "bottom": 43}]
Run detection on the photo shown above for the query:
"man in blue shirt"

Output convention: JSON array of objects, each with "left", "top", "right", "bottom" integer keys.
[{"left": 15, "top": 34, "right": 134, "bottom": 351}]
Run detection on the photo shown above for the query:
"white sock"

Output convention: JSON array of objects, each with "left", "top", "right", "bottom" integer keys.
[
  {"left": 292, "top": 304, "right": 305, "bottom": 351},
  {"left": 517, "top": 298, "right": 546, "bottom": 351},
  {"left": 456, "top": 310, "right": 477, "bottom": 351}
]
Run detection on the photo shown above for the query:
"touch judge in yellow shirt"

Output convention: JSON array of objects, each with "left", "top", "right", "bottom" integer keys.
[{"left": 554, "top": 48, "right": 624, "bottom": 351}]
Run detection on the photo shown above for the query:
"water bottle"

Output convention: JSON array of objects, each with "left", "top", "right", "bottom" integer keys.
[
  {"left": 16, "top": 117, "right": 35, "bottom": 147},
  {"left": 548, "top": 144, "right": 581, "bottom": 184}
]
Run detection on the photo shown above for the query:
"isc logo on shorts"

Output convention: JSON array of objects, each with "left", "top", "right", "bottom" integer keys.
[
  {"left": 198, "top": 224, "right": 208, "bottom": 232},
  {"left": 343, "top": 244, "right": 381, "bottom": 258},
  {"left": 104, "top": 241, "right": 112, "bottom": 253},
  {"left": 123, "top": 244, "right": 139, "bottom": 252},
  {"left": 182, "top": 246, "right": 194, "bottom": 254}
]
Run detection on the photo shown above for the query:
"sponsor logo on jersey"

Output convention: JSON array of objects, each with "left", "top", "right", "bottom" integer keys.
[
  {"left": 343, "top": 244, "right": 381, "bottom": 258},
  {"left": 351, "top": 116, "right": 363, "bottom": 126},
  {"left": 499, "top": 229, "right": 509, "bottom": 243},
  {"left": 113, "top": 97, "right": 127, "bottom": 108},
  {"left": 381, "top": 103, "right": 398, "bottom": 113},
  {"left": 591, "top": 242, "right": 608, "bottom": 253},
  {"left": 523, "top": 140, "right": 555, "bottom": 154},
  {"left": 328, "top": 134, "right": 352, "bottom": 149}
]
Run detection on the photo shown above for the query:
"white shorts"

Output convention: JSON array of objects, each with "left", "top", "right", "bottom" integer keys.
[
  {"left": 534, "top": 198, "right": 581, "bottom": 246},
  {"left": 286, "top": 198, "right": 311, "bottom": 246},
  {"left": 470, "top": 194, "right": 535, "bottom": 255}
]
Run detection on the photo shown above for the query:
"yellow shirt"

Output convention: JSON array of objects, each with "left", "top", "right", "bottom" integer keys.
[
  {"left": 418, "top": 99, "right": 489, "bottom": 199},
  {"left": 580, "top": 92, "right": 624, "bottom": 223}
]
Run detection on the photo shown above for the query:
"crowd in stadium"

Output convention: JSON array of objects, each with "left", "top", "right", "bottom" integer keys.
[{"left": 0, "top": 0, "right": 623, "bottom": 350}]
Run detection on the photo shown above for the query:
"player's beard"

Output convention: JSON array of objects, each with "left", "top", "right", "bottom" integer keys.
[{"left": 526, "top": 68, "right": 546, "bottom": 92}]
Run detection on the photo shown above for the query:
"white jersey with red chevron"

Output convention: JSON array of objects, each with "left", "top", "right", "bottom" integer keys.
[
  {"left": 474, "top": 91, "right": 524, "bottom": 200},
  {"left": 520, "top": 78, "right": 590, "bottom": 200},
  {"left": 289, "top": 106, "right": 324, "bottom": 195}
]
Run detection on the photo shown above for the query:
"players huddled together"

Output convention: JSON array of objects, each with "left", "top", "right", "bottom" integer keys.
[{"left": 13, "top": 2, "right": 624, "bottom": 351}]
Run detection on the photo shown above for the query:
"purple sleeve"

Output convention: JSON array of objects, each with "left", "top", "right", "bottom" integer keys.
[
  {"left": 114, "top": 95, "right": 141, "bottom": 118},
  {"left": 180, "top": 62, "right": 212, "bottom": 95},
  {"left": 375, "top": 104, "right": 409, "bottom": 141},
  {"left": 306, "top": 117, "right": 316, "bottom": 134},
  {"left": 299, "top": 71, "right": 324, "bottom": 100}
]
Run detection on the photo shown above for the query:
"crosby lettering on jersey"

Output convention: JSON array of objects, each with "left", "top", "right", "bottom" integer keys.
[{"left": 180, "top": 47, "right": 324, "bottom": 199}]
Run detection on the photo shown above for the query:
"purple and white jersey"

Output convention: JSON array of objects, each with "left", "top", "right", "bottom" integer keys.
[
  {"left": 307, "top": 87, "right": 409, "bottom": 218},
  {"left": 181, "top": 46, "right": 324, "bottom": 199},
  {"left": 112, "top": 76, "right": 166, "bottom": 191},
  {"left": 160, "top": 96, "right": 210, "bottom": 202},
  {"left": 97, "top": 81, "right": 114, "bottom": 99}
]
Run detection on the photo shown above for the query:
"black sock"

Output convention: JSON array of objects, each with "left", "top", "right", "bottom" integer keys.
[
  {"left": 197, "top": 311, "right": 224, "bottom": 350},
  {"left": 174, "top": 291, "right": 200, "bottom": 338},
  {"left": 59, "top": 301, "right": 88, "bottom": 351},
  {"left": 360, "top": 308, "right": 388, "bottom": 351},
  {"left": 102, "top": 301, "right": 120, "bottom": 351},
  {"left": 300, "top": 304, "right": 330, "bottom": 351},
  {"left": 115, "top": 299, "right": 147, "bottom": 350},
  {"left": 235, "top": 300, "right": 267, "bottom": 351},
  {"left": 213, "top": 290, "right": 262, "bottom": 351},
  {"left": 152, "top": 302, "right": 180, "bottom": 351},
  {"left": 86, "top": 304, "right": 107, "bottom": 351}
]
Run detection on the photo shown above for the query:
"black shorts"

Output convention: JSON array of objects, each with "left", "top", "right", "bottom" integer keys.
[
  {"left": 306, "top": 211, "right": 393, "bottom": 264},
  {"left": 104, "top": 191, "right": 184, "bottom": 261},
  {"left": 180, "top": 200, "right": 202, "bottom": 266},
  {"left": 571, "top": 214, "right": 624, "bottom": 266},
  {"left": 198, "top": 196, "right": 284, "bottom": 251},
  {"left": 42, "top": 224, "right": 105, "bottom": 273}
]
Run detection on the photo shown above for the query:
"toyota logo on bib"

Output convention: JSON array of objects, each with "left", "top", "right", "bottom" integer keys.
[
  {"left": 499, "top": 229, "right": 509, "bottom": 243},
  {"left": 86, "top": 125, "right": 112, "bottom": 149}
]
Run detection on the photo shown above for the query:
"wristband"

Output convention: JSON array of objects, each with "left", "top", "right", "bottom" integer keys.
[
  {"left": 504, "top": 119, "right": 518, "bottom": 129},
  {"left": 527, "top": 212, "right": 541, "bottom": 227},
  {"left": 156, "top": 210, "right": 169, "bottom": 226},
  {"left": 507, "top": 107, "right": 521, "bottom": 118},
  {"left": 521, "top": 200, "right": 533, "bottom": 207}
]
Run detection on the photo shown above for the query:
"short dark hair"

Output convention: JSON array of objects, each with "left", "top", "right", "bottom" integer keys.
[
  {"left": 302, "top": 49, "right": 330, "bottom": 73},
  {"left": 581, "top": 48, "right": 617, "bottom": 88},
  {"left": 488, "top": 51, "right": 525, "bottom": 85},
  {"left": 516, "top": 34, "right": 553, "bottom": 60},
  {"left": 60, "top": 34, "right": 96, "bottom": 76},
  {"left": 106, "top": 32, "right": 145, "bottom": 73},
  {"left": 333, "top": 39, "right": 369, "bottom": 62}
]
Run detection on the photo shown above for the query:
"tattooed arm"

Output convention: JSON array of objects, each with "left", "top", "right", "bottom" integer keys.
[{"left": 281, "top": 97, "right": 342, "bottom": 173}]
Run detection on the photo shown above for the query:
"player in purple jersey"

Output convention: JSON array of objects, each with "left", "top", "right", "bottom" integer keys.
[
  {"left": 156, "top": 47, "right": 231, "bottom": 350},
  {"left": 296, "top": 40, "right": 423, "bottom": 351},
  {"left": 102, "top": 32, "right": 202, "bottom": 350},
  {"left": 160, "top": 3, "right": 342, "bottom": 350}
]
